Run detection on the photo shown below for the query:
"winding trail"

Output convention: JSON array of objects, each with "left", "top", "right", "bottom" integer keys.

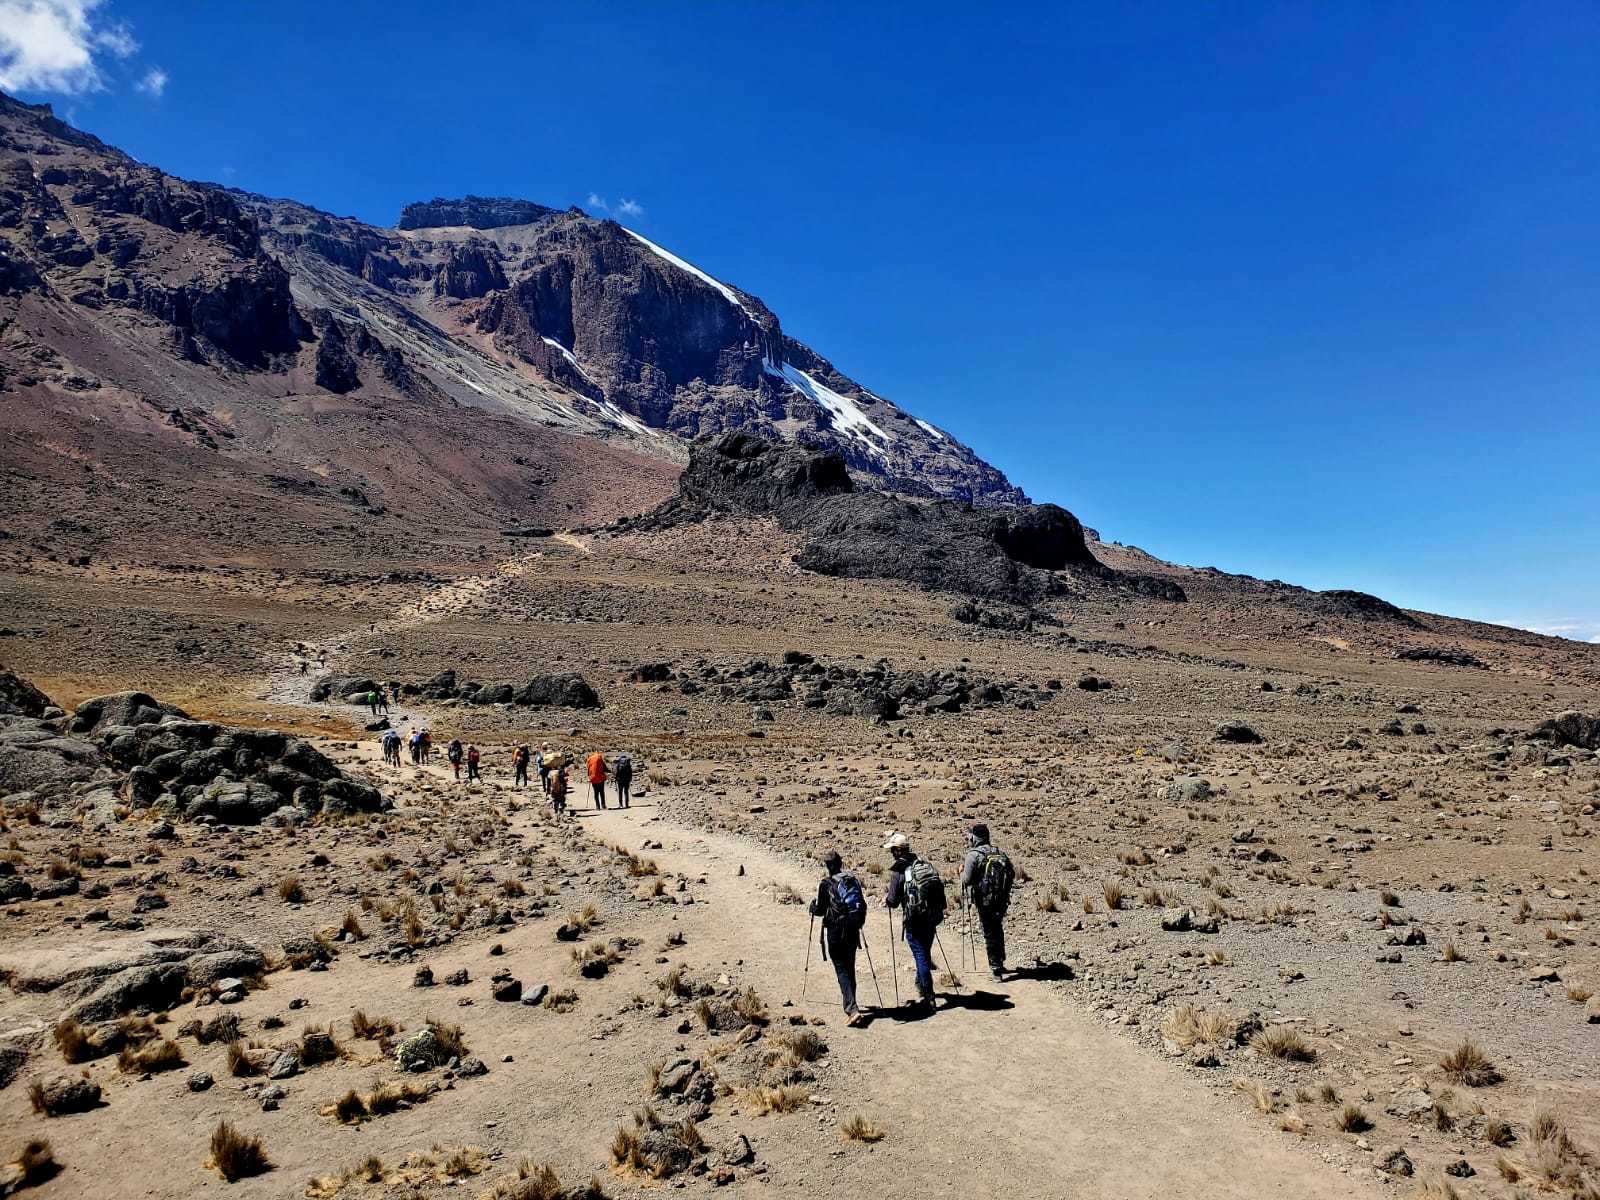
[{"left": 269, "top": 563, "right": 1385, "bottom": 1200}]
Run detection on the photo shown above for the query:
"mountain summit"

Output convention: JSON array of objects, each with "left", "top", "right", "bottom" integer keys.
[{"left": 0, "top": 89, "right": 1023, "bottom": 520}]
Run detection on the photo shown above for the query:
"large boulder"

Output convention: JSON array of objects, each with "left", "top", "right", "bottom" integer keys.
[
  {"left": 65, "top": 962, "right": 188, "bottom": 1023},
  {"left": 1534, "top": 711, "right": 1600, "bottom": 751},
  {"left": 0, "top": 670, "right": 51, "bottom": 717},
  {"left": 70, "top": 692, "right": 189, "bottom": 735},
  {"left": 515, "top": 674, "right": 601, "bottom": 709},
  {"left": 0, "top": 720, "right": 103, "bottom": 795},
  {"left": 185, "top": 781, "right": 285, "bottom": 824}
]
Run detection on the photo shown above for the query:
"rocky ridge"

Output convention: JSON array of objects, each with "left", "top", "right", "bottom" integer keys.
[{"left": 614, "top": 432, "right": 1186, "bottom": 605}]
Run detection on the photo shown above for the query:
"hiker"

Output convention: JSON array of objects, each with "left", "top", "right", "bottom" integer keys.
[
  {"left": 466, "top": 743, "right": 481, "bottom": 782},
  {"left": 536, "top": 744, "right": 552, "bottom": 795},
  {"left": 586, "top": 750, "right": 608, "bottom": 809},
  {"left": 389, "top": 681, "right": 401, "bottom": 705},
  {"left": 883, "top": 832, "right": 945, "bottom": 1014},
  {"left": 614, "top": 752, "right": 633, "bottom": 808},
  {"left": 298, "top": 659, "right": 308, "bottom": 676},
  {"left": 549, "top": 765, "right": 568, "bottom": 815},
  {"left": 810, "top": 850, "right": 868, "bottom": 1025},
  {"left": 408, "top": 728, "right": 422, "bottom": 764},
  {"left": 959, "top": 823, "right": 1015, "bottom": 980},
  {"left": 381, "top": 728, "right": 400, "bottom": 766},
  {"left": 512, "top": 744, "right": 530, "bottom": 789},
  {"left": 366, "top": 690, "right": 380, "bottom": 717},
  {"left": 376, "top": 690, "right": 390, "bottom": 716},
  {"left": 447, "top": 738, "right": 463, "bottom": 780},
  {"left": 419, "top": 730, "right": 432, "bottom": 764}
]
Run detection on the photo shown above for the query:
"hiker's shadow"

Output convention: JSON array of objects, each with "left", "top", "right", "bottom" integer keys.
[
  {"left": 938, "top": 989, "right": 1015, "bottom": 1012},
  {"left": 1006, "top": 961, "right": 1075, "bottom": 982},
  {"left": 870, "top": 990, "right": 1016, "bottom": 1023}
]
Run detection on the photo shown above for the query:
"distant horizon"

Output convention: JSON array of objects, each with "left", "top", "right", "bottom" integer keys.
[{"left": 4, "top": 1, "right": 1596, "bottom": 643}]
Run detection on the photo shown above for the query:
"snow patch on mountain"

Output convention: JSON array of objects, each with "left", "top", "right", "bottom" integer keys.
[
  {"left": 914, "top": 418, "right": 947, "bottom": 442},
  {"left": 764, "top": 357, "right": 892, "bottom": 460},
  {"left": 541, "top": 336, "right": 593, "bottom": 382},
  {"left": 623, "top": 228, "right": 752, "bottom": 319}
]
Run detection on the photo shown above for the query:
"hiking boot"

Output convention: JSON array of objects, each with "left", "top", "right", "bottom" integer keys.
[{"left": 844, "top": 1012, "right": 863, "bottom": 1027}]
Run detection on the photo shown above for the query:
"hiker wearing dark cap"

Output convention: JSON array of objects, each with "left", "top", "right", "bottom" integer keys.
[
  {"left": 883, "top": 832, "right": 945, "bottom": 1014},
  {"left": 810, "top": 850, "right": 868, "bottom": 1025},
  {"left": 959, "top": 823, "right": 1015, "bottom": 980}
]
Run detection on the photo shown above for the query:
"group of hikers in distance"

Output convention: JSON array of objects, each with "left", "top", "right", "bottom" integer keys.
[
  {"left": 376, "top": 726, "right": 636, "bottom": 814},
  {"left": 807, "top": 823, "right": 1013, "bottom": 1025}
]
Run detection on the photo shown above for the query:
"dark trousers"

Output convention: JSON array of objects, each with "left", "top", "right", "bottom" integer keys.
[
  {"left": 824, "top": 926, "right": 859, "bottom": 1015},
  {"left": 514, "top": 763, "right": 528, "bottom": 787},
  {"left": 538, "top": 769, "right": 549, "bottom": 795},
  {"left": 904, "top": 920, "right": 935, "bottom": 1001},
  {"left": 591, "top": 782, "right": 606, "bottom": 808},
  {"left": 977, "top": 905, "right": 1006, "bottom": 974},
  {"left": 616, "top": 778, "right": 631, "bottom": 807}
]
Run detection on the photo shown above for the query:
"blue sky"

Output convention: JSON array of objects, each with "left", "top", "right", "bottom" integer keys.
[{"left": 4, "top": 1, "right": 1597, "bottom": 638}]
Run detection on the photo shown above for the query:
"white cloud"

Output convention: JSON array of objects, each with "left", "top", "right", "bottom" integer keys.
[
  {"left": 133, "top": 63, "right": 165, "bottom": 95},
  {"left": 1513, "top": 619, "right": 1600, "bottom": 644},
  {"left": 586, "top": 193, "right": 646, "bottom": 220},
  {"left": 0, "top": 0, "right": 141, "bottom": 95}
]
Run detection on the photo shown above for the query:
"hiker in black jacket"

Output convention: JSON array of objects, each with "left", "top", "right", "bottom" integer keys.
[
  {"left": 884, "top": 832, "right": 943, "bottom": 1014},
  {"left": 810, "top": 850, "right": 866, "bottom": 1025},
  {"left": 959, "top": 822, "right": 1015, "bottom": 980}
]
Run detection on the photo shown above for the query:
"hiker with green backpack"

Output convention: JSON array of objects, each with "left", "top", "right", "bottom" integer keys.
[
  {"left": 809, "top": 850, "right": 870, "bottom": 1026},
  {"left": 959, "top": 822, "right": 1015, "bottom": 981},
  {"left": 883, "top": 832, "right": 945, "bottom": 1015}
]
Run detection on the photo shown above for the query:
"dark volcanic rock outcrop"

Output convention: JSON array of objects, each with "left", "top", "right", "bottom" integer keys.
[
  {"left": 628, "top": 434, "right": 1184, "bottom": 606},
  {"left": 398, "top": 196, "right": 559, "bottom": 231},
  {"left": 0, "top": 674, "right": 385, "bottom": 825},
  {"left": 1532, "top": 711, "right": 1600, "bottom": 750}
]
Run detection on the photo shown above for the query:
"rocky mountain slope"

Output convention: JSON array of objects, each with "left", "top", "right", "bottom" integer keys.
[
  {"left": 238, "top": 189, "right": 1022, "bottom": 503},
  {"left": 0, "top": 88, "right": 1024, "bottom": 578}
]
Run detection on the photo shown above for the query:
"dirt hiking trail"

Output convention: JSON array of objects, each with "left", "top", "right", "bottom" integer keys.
[{"left": 574, "top": 799, "right": 1379, "bottom": 1199}]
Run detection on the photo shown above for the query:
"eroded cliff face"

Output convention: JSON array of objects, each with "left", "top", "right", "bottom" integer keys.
[
  {"left": 246, "top": 186, "right": 1028, "bottom": 504},
  {"left": 0, "top": 89, "right": 1027, "bottom": 523}
]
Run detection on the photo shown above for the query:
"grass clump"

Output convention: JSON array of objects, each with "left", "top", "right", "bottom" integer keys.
[
  {"left": 1251, "top": 1025, "right": 1314, "bottom": 1063},
  {"left": 208, "top": 1121, "right": 271, "bottom": 1181},
  {"left": 277, "top": 875, "right": 305, "bottom": 903},
  {"left": 1161, "top": 1004, "right": 1235, "bottom": 1049},
  {"left": 1439, "top": 1038, "right": 1499, "bottom": 1087},
  {"left": 1335, "top": 1103, "right": 1370, "bottom": 1132},
  {"left": 841, "top": 1114, "right": 886, "bottom": 1143},
  {"left": 116, "top": 1038, "right": 184, "bottom": 1074}
]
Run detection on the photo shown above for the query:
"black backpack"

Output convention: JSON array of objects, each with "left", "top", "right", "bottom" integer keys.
[
  {"left": 825, "top": 872, "right": 867, "bottom": 931},
  {"left": 971, "top": 845, "right": 1015, "bottom": 913},
  {"left": 901, "top": 860, "right": 946, "bottom": 927}
]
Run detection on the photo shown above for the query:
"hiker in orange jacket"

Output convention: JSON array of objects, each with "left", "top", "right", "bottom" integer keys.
[{"left": 586, "top": 751, "right": 609, "bottom": 810}]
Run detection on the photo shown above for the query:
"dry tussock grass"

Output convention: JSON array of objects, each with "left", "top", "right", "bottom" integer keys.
[
  {"left": 744, "top": 1085, "right": 811, "bottom": 1115},
  {"left": 841, "top": 1113, "right": 886, "bottom": 1143},
  {"left": 1161, "top": 1004, "right": 1235, "bottom": 1049},
  {"left": 1251, "top": 1025, "right": 1314, "bottom": 1062},
  {"left": 1439, "top": 1039, "right": 1499, "bottom": 1087},
  {"left": 208, "top": 1121, "right": 270, "bottom": 1181}
]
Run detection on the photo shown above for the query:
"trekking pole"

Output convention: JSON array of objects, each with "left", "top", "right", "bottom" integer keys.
[
  {"left": 801, "top": 914, "right": 814, "bottom": 1000},
  {"left": 935, "top": 930, "right": 960, "bottom": 990},
  {"left": 859, "top": 928, "right": 885, "bottom": 1007},
  {"left": 888, "top": 910, "right": 899, "bottom": 1006}
]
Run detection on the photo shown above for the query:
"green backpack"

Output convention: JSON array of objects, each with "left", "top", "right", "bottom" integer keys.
[{"left": 901, "top": 860, "right": 946, "bottom": 927}]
